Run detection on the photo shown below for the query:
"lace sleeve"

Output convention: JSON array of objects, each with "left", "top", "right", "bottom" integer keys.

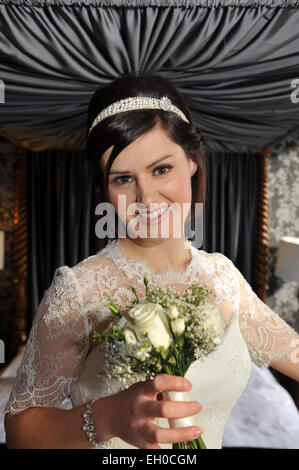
[
  {"left": 214, "top": 253, "right": 299, "bottom": 369},
  {"left": 231, "top": 261, "right": 299, "bottom": 368},
  {"left": 4, "top": 266, "right": 91, "bottom": 415}
]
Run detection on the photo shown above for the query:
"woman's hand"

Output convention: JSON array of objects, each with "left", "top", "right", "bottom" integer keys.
[{"left": 107, "top": 374, "right": 202, "bottom": 449}]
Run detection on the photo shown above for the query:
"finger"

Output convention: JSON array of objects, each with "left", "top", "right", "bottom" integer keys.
[
  {"left": 134, "top": 429, "right": 162, "bottom": 450},
  {"left": 144, "top": 374, "right": 192, "bottom": 396},
  {"left": 144, "top": 423, "right": 202, "bottom": 445},
  {"left": 142, "top": 399, "right": 202, "bottom": 419},
  {"left": 141, "top": 442, "right": 162, "bottom": 450}
]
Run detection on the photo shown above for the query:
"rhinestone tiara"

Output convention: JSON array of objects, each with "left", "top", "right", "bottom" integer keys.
[{"left": 88, "top": 96, "right": 190, "bottom": 137}]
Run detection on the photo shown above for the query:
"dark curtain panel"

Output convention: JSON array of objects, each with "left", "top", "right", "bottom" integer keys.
[
  {"left": 203, "top": 152, "right": 258, "bottom": 285},
  {"left": 28, "top": 148, "right": 257, "bottom": 327},
  {"left": 28, "top": 149, "right": 96, "bottom": 324},
  {"left": 0, "top": 3, "right": 299, "bottom": 154}
]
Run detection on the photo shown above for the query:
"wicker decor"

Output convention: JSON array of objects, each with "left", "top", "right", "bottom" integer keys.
[
  {"left": 9, "top": 146, "right": 28, "bottom": 359},
  {"left": 253, "top": 148, "right": 272, "bottom": 303}
]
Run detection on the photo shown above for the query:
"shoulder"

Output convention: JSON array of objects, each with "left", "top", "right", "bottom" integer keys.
[
  {"left": 192, "top": 248, "right": 242, "bottom": 293},
  {"left": 43, "top": 254, "right": 112, "bottom": 306},
  {"left": 194, "top": 248, "right": 254, "bottom": 295},
  {"left": 50, "top": 252, "right": 117, "bottom": 282},
  {"left": 70, "top": 240, "right": 119, "bottom": 278},
  {"left": 193, "top": 247, "right": 236, "bottom": 272},
  {"left": 51, "top": 250, "right": 123, "bottom": 312},
  {"left": 71, "top": 251, "right": 119, "bottom": 285},
  {"left": 192, "top": 249, "right": 247, "bottom": 314}
]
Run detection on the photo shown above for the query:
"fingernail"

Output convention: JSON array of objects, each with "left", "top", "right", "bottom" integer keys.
[
  {"left": 184, "top": 380, "right": 191, "bottom": 388},
  {"left": 192, "top": 428, "right": 202, "bottom": 438}
]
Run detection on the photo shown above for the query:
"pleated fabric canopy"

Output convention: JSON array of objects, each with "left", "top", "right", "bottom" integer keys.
[{"left": 0, "top": 0, "right": 299, "bottom": 153}]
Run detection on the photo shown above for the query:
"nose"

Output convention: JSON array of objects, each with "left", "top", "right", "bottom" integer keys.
[{"left": 135, "top": 175, "right": 161, "bottom": 210}]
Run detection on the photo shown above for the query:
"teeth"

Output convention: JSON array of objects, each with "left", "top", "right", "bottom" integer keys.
[{"left": 138, "top": 206, "right": 168, "bottom": 219}]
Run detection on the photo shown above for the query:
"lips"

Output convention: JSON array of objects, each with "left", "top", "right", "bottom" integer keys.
[
  {"left": 134, "top": 205, "right": 170, "bottom": 226},
  {"left": 137, "top": 206, "right": 169, "bottom": 219}
]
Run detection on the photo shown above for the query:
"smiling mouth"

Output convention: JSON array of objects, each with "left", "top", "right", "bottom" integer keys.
[
  {"left": 134, "top": 205, "right": 170, "bottom": 226},
  {"left": 136, "top": 206, "right": 169, "bottom": 220}
]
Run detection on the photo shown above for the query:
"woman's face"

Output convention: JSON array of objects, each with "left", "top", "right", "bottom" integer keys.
[{"left": 101, "top": 122, "right": 198, "bottom": 241}]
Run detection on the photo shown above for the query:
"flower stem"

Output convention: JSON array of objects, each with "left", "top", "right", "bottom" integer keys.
[
  {"left": 172, "top": 435, "right": 207, "bottom": 449},
  {"left": 196, "top": 435, "right": 207, "bottom": 449}
]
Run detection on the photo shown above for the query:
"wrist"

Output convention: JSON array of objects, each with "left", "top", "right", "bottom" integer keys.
[{"left": 93, "top": 393, "right": 120, "bottom": 442}]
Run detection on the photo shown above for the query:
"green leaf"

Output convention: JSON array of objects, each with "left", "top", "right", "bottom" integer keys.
[
  {"left": 168, "top": 356, "right": 176, "bottom": 366},
  {"left": 160, "top": 349, "right": 169, "bottom": 361},
  {"left": 176, "top": 335, "right": 184, "bottom": 348}
]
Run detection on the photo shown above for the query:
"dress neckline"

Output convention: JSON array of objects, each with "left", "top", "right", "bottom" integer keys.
[{"left": 104, "top": 237, "right": 197, "bottom": 277}]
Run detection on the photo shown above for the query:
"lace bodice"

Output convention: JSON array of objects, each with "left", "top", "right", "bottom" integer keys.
[{"left": 4, "top": 238, "right": 299, "bottom": 448}]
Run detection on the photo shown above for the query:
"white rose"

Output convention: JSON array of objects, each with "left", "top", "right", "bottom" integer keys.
[
  {"left": 123, "top": 328, "right": 138, "bottom": 345},
  {"left": 126, "top": 302, "right": 172, "bottom": 350},
  {"left": 196, "top": 301, "right": 225, "bottom": 341},
  {"left": 166, "top": 305, "right": 179, "bottom": 320},
  {"left": 171, "top": 318, "right": 185, "bottom": 335}
]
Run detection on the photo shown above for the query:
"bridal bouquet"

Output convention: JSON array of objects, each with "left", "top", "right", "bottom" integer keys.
[{"left": 93, "top": 277, "right": 226, "bottom": 449}]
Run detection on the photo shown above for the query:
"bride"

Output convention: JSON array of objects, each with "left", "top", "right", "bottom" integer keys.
[{"left": 4, "top": 73, "right": 299, "bottom": 449}]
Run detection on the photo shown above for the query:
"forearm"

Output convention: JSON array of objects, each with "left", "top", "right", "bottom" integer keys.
[{"left": 4, "top": 394, "right": 117, "bottom": 449}]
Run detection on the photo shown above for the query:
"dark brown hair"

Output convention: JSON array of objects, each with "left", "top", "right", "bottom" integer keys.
[{"left": 86, "top": 72, "right": 207, "bottom": 235}]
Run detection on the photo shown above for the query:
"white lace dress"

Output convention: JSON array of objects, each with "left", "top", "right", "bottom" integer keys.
[{"left": 4, "top": 238, "right": 299, "bottom": 449}]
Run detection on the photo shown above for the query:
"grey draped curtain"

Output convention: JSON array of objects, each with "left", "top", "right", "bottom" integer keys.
[{"left": 1, "top": 1, "right": 299, "bottom": 154}]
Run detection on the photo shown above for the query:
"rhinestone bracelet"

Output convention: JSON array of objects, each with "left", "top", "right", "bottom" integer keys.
[{"left": 81, "top": 399, "right": 108, "bottom": 448}]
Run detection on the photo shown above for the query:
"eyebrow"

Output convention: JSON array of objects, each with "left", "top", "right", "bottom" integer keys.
[{"left": 109, "top": 154, "right": 174, "bottom": 175}]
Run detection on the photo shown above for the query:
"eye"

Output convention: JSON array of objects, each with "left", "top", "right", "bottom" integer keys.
[
  {"left": 111, "top": 164, "right": 173, "bottom": 185},
  {"left": 153, "top": 164, "right": 173, "bottom": 175},
  {"left": 112, "top": 175, "right": 132, "bottom": 185}
]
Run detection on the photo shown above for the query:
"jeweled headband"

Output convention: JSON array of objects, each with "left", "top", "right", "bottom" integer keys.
[{"left": 88, "top": 96, "right": 190, "bottom": 137}]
